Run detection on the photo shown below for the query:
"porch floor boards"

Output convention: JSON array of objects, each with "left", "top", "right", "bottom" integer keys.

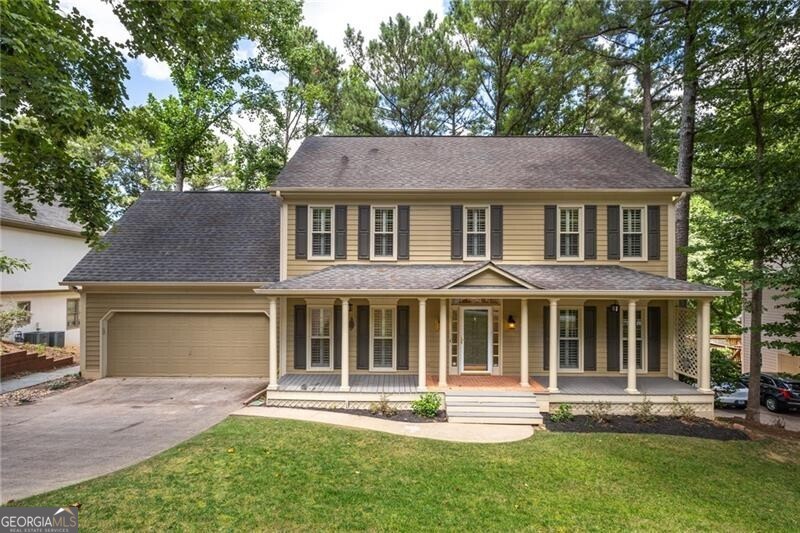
[
  {"left": 277, "top": 373, "right": 418, "bottom": 393},
  {"left": 533, "top": 376, "right": 704, "bottom": 396}
]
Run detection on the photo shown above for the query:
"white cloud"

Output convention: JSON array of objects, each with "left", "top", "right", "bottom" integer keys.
[
  {"left": 58, "top": 0, "right": 131, "bottom": 47},
  {"left": 138, "top": 56, "right": 172, "bottom": 81},
  {"left": 303, "top": 0, "right": 444, "bottom": 54}
]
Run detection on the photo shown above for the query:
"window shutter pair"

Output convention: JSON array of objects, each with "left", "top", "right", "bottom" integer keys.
[
  {"left": 543, "top": 306, "right": 597, "bottom": 371},
  {"left": 357, "top": 206, "right": 410, "bottom": 260},
  {"left": 605, "top": 304, "right": 661, "bottom": 371},
  {"left": 354, "top": 304, "right": 410, "bottom": 370},
  {"left": 544, "top": 206, "right": 596, "bottom": 260},
  {"left": 607, "top": 205, "right": 660, "bottom": 260},
  {"left": 294, "top": 205, "right": 347, "bottom": 259},
  {"left": 451, "top": 205, "right": 503, "bottom": 259}
]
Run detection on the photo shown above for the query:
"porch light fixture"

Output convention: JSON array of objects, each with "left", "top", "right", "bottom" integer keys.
[
  {"left": 611, "top": 304, "right": 620, "bottom": 313},
  {"left": 507, "top": 314, "right": 516, "bottom": 330}
]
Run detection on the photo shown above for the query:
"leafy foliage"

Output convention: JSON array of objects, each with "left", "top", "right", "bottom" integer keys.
[
  {"left": 0, "top": 308, "right": 31, "bottom": 338},
  {"left": 411, "top": 393, "right": 441, "bottom": 418},
  {"left": 710, "top": 349, "right": 742, "bottom": 391},
  {"left": 550, "top": 403, "right": 574, "bottom": 423},
  {"left": 0, "top": 255, "right": 30, "bottom": 275}
]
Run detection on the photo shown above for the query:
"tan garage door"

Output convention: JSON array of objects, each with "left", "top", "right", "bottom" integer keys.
[{"left": 107, "top": 312, "right": 268, "bottom": 377}]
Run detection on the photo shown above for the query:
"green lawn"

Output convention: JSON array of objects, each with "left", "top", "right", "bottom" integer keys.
[{"left": 13, "top": 417, "right": 800, "bottom": 531}]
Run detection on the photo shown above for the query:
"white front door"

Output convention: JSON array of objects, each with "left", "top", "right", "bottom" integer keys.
[{"left": 459, "top": 306, "right": 492, "bottom": 373}]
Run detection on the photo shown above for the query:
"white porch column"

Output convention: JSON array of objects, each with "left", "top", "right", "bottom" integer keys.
[
  {"left": 279, "top": 297, "right": 288, "bottom": 376},
  {"left": 625, "top": 299, "right": 638, "bottom": 394},
  {"left": 267, "top": 297, "right": 278, "bottom": 390},
  {"left": 520, "top": 299, "right": 529, "bottom": 387},
  {"left": 418, "top": 298, "right": 427, "bottom": 391},
  {"left": 438, "top": 299, "right": 447, "bottom": 387},
  {"left": 340, "top": 298, "right": 350, "bottom": 391},
  {"left": 698, "top": 298, "right": 712, "bottom": 392},
  {"left": 548, "top": 298, "right": 559, "bottom": 392}
]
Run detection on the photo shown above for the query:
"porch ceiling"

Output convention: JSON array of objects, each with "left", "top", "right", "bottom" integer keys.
[{"left": 257, "top": 262, "right": 728, "bottom": 298}]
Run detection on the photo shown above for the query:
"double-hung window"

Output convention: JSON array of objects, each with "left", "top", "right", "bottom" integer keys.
[
  {"left": 309, "top": 206, "right": 333, "bottom": 259},
  {"left": 66, "top": 298, "right": 80, "bottom": 329},
  {"left": 308, "top": 306, "right": 333, "bottom": 370},
  {"left": 465, "top": 207, "right": 488, "bottom": 259},
  {"left": 558, "top": 207, "right": 581, "bottom": 259},
  {"left": 621, "top": 207, "right": 645, "bottom": 259},
  {"left": 558, "top": 309, "right": 580, "bottom": 370},
  {"left": 371, "top": 307, "right": 395, "bottom": 370},
  {"left": 621, "top": 309, "right": 644, "bottom": 370},
  {"left": 371, "top": 207, "right": 396, "bottom": 260}
]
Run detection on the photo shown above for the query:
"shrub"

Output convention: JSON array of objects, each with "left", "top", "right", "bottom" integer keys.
[
  {"left": 585, "top": 401, "right": 612, "bottom": 424},
  {"left": 670, "top": 396, "right": 697, "bottom": 420},
  {"left": 411, "top": 393, "right": 441, "bottom": 418},
  {"left": 369, "top": 394, "right": 397, "bottom": 417},
  {"left": 0, "top": 308, "right": 31, "bottom": 338},
  {"left": 550, "top": 403, "right": 574, "bottom": 423},
  {"left": 711, "top": 349, "right": 741, "bottom": 392},
  {"left": 632, "top": 395, "right": 657, "bottom": 423}
]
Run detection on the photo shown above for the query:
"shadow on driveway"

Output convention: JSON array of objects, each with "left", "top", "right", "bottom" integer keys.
[{"left": 0, "top": 377, "right": 265, "bottom": 503}]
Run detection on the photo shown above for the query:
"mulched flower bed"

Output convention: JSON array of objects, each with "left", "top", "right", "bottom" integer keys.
[
  {"left": 544, "top": 414, "right": 749, "bottom": 441},
  {"left": 302, "top": 407, "right": 447, "bottom": 424}
]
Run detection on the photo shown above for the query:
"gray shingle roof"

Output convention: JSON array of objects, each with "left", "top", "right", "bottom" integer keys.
[
  {"left": 64, "top": 192, "right": 279, "bottom": 283},
  {"left": 260, "top": 262, "right": 722, "bottom": 293},
  {"left": 275, "top": 136, "right": 686, "bottom": 190},
  {"left": 0, "top": 183, "right": 84, "bottom": 235}
]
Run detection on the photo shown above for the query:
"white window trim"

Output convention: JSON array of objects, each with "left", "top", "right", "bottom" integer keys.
[
  {"left": 307, "top": 305, "right": 334, "bottom": 371},
  {"left": 66, "top": 298, "right": 80, "bottom": 329},
  {"left": 369, "top": 305, "right": 397, "bottom": 371},
  {"left": 458, "top": 305, "right": 493, "bottom": 374},
  {"left": 463, "top": 205, "right": 490, "bottom": 261},
  {"left": 370, "top": 205, "right": 398, "bottom": 261},
  {"left": 556, "top": 205, "right": 584, "bottom": 261},
  {"left": 558, "top": 305, "right": 584, "bottom": 372},
  {"left": 307, "top": 205, "right": 335, "bottom": 261},
  {"left": 620, "top": 308, "right": 648, "bottom": 373},
  {"left": 620, "top": 205, "right": 647, "bottom": 261}
]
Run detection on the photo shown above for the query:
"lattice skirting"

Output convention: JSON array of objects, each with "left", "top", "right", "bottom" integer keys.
[
  {"left": 266, "top": 399, "right": 415, "bottom": 410},
  {"left": 675, "top": 307, "right": 699, "bottom": 379},
  {"left": 549, "top": 399, "right": 714, "bottom": 419}
]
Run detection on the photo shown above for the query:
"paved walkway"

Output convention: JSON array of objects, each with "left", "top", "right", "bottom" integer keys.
[
  {"left": 0, "top": 365, "right": 80, "bottom": 393},
  {"left": 233, "top": 406, "right": 534, "bottom": 443}
]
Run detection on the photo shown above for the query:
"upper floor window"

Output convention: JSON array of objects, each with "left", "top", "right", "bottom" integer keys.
[
  {"left": 310, "top": 206, "right": 333, "bottom": 259},
  {"left": 621, "top": 309, "right": 645, "bottom": 370},
  {"left": 558, "top": 308, "right": 580, "bottom": 370},
  {"left": 558, "top": 207, "right": 582, "bottom": 259},
  {"left": 308, "top": 306, "right": 333, "bottom": 370},
  {"left": 371, "top": 207, "right": 396, "bottom": 260},
  {"left": 370, "top": 306, "right": 396, "bottom": 370},
  {"left": 66, "top": 298, "right": 80, "bottom": 329},
  {"left": 465, "top": 207, "right": 488, "bottom": 259},
  {"left": 621, "top": 207, "right": 645, "bottom": 259}
]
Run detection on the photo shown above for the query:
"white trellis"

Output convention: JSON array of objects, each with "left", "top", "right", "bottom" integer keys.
[{"left": 674, "top": 307, "right": 699, "bottom": 379}]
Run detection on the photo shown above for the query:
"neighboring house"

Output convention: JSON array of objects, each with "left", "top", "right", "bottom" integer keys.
[
  {"left": 64, "top": 136, "right": 729, "bottom": 421},
  {"left": 1, "top": 186, "right": 90, "bottom": 348},
  {"left": 741, "top": 287, "right": 800, "bottom": 374}
]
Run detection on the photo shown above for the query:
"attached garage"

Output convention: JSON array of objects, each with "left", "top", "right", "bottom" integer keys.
[{"left": 105, "top": 311, "right": 268, "bottom": 377}]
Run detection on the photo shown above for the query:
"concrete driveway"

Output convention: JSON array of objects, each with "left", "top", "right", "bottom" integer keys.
[
  {"left": 0, "top": 377, "right": 265, "bottom": 503},
  {"left": 716, "top": 407, "right": 800, "bottom": 432}
]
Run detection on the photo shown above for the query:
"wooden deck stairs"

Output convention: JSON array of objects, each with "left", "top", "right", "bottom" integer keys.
[{"left": 445, "top": 390, "right": 543, "bottom": 425}]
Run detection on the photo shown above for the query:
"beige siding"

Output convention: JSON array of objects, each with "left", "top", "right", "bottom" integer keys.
[
  {"left": 287, "top": 202, "right": 670, "bottom": 278},
  {"left": 459, "top": 269, "right": 523, "bottom": 287},
  {"left": 84, "top": 290, "right": 269, "bottom": 378},
  {"left": 742, "top": 287, "right": 795, "bottom": 373}
]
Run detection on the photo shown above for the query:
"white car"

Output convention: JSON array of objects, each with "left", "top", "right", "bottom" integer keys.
[{"left": 714, "top": 382, "right": 748, "bottom": 409}]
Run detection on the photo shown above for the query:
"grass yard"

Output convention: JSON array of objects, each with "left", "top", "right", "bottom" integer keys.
[{"left": 13, "top": 416, "right": 800, "bottom": 531}]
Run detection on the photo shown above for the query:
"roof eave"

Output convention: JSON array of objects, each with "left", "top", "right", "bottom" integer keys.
[
  {"left": 268, "top": 187, "right": 692, "bottom": 194},
  {"left": 253, "top": 288, "right": 731, "bottom": 298}
]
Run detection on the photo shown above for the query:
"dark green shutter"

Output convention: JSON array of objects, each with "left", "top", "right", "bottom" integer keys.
[
  {"left": 606, "top": 305, "right": 620, "bottom": 371},
  {"left": 398, "top": 205, "right": 410, "bottom": 260},
  {"left": 543, "top": 306, "right": 550, "bottom": 370},
  {"left": 647, "top": 306, "right": 661, "bottom": 371},
  {"left": 607, "top": 205, "right": 620, "bottom": 260},
  {"left": 397, "top": 305, "right": 410, "bottom": 370},
  {"left": 585, "top": 205, "right": 597, "bottom": 259},
  {"left": 295, "top": 205, "right": 308, "bottom": 259},
  {"left": 293, "top": 304, "right": 307, "bottom": 369},
  {"left": 451, "top": 205, "right": 463, "bottom": 259},
  {"left": 358, "top": 206, "right": 370, "bottom": 259},
  {"left": 584, "top": 306, "right": 597, "bottom": 371},
  {"left": 490, "top": 205, "right": 503, "bottom": 260},
  {"left": 357, "top": 305, "right": 369, "bottom": 369},
  {"left": 544, "top": 205, "right": 557, "bottom": 259},
  {"left": 647, "top": 205, "right": 661, "bottom": 260},
  {"left": 335, "top": 205, "right": 347, "bottom": 259},
  {"left": 333, "top": 304, "right": 342, "bottom": 369}
]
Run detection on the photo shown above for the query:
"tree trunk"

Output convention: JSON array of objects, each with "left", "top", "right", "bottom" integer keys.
[
  {"left": 175, "top": 159, "right": 186, "bottom": 192},
  {"left": 642, "top": 66, "right": 653, "bottom": 158},
  {"left": 745, "top": 251, "right": 765, "bottom": 422},
  {"left": 675, "top": 0, "right": 698, "bottom": 281}
]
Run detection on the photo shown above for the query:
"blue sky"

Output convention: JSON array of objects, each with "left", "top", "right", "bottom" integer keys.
[{"left": 62, "top": 0, "right": 448, "bottom": 108}]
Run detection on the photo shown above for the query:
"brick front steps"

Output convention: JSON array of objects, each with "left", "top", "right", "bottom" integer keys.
[{"left": 1, "top": 349, "right": 75, "bottom": 378}]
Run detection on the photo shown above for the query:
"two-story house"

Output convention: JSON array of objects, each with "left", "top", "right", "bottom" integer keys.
[
  {"left": 1, "top": 185, "right": 90, "bottom": 349},
  {"left": 64, "top": 136, "right": 728, "bottom": 422}
]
